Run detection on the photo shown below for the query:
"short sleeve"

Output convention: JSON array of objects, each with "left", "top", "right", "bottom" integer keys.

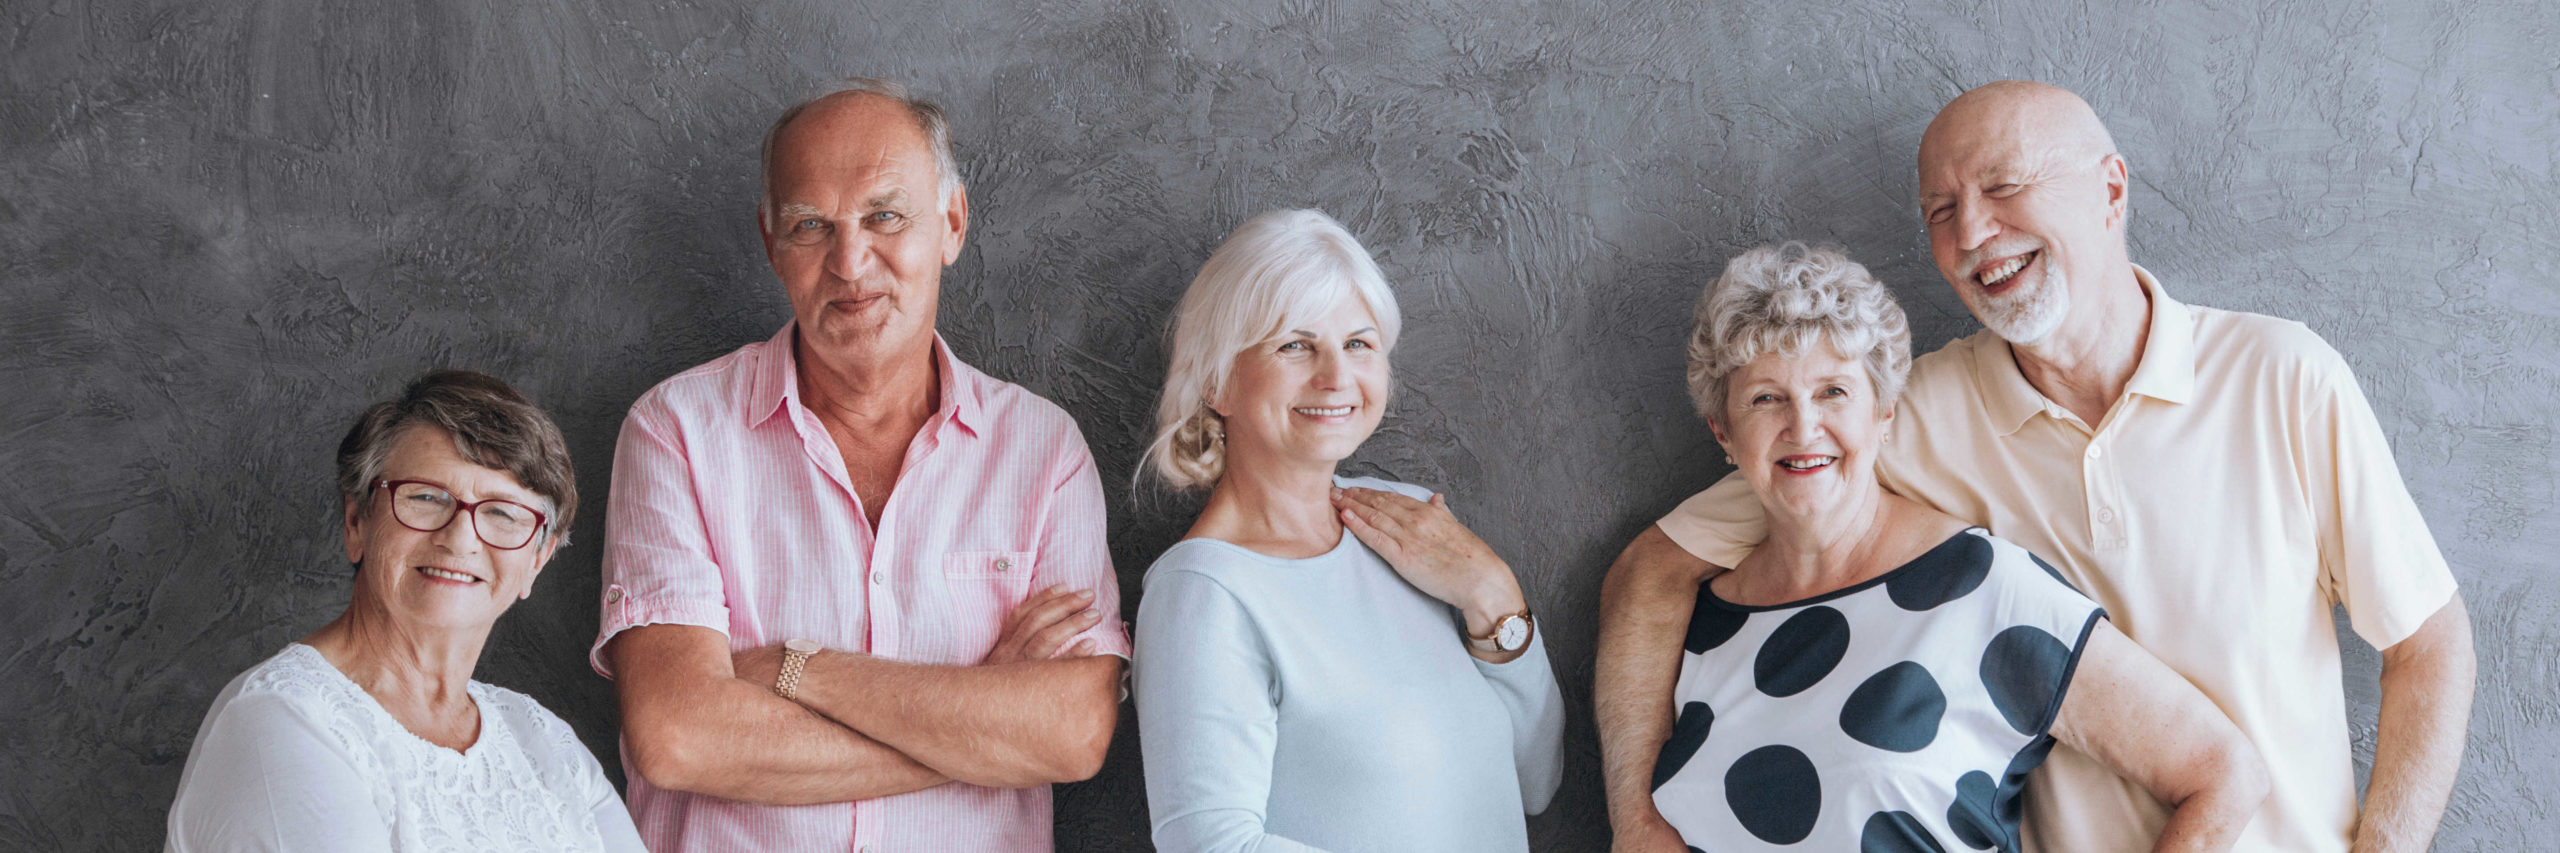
[
  {"left": 1656, "top": 472, "right": 1765, "bottom": 569},
  {"left": 1133, "top": 565, "right": 1328, "bottom": 853},
  {"left": 591, "top": 397, "right": 734, "bottom": 677},
  {"left": 1033, "top": 442, "right": 1131, "bottom": 659},
  {"left": 165, "top": 691, "right": 396, "bottom": 852},
  {"left": 554, "top": 721, "right": 646, "bottom": 852},
  {"left": 1982, "top": 535, "right": 2108, "bottom": 738},
  {"left": 2301, "top": 350, "right": 2459, "bottom": 649}
]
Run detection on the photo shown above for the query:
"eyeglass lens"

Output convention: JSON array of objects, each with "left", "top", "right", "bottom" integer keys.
[{"left": 388, "top": 482, "right": 541, "bottom": 549}]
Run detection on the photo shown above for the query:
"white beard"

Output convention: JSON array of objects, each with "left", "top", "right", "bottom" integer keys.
[{"left": 1977, "top": 266, "right": 2071, "bottom": 344}]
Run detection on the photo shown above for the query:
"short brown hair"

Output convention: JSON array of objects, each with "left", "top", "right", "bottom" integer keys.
[{"left": 334, "top": 370, "right": 578, "bottom": 547}]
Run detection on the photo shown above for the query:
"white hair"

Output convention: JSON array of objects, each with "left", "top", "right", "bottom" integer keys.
[
  {"left": 1143, "top": 209, "right": 1403, "bottom": 490},
  {"left": 1686, "top": 242, "right": 1913, "bottom": 427},
  {"left": 760, "top": 77, "right": 962, "bottom": 217}
]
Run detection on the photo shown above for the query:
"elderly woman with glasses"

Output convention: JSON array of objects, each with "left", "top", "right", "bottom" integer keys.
[
  {"left": 1622, "top": 244, "right": 2266, "bottom": 851},
  {"left": 166, "top": 370, "right": 642, "bottom": 851},
  {"left": 1131, "top": 209, "right": 1565, "bottom": 853}
]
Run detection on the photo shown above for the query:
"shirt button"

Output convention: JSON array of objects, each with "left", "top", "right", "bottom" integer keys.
[
  {"left": 605, "top": 588, "right": 622, "bottom": 603},
  {"left": 2097, "top": 507, "right": 2116, "bottom": 524},
  {"left": 994, "top": 557, "right": 1012, "bottom": 573},
  {"left": 871, "top": 571, "right": 885, "bottom": 585},
  {"left": 2087, "top": 446, "right": 2103, "bottom": 459}
]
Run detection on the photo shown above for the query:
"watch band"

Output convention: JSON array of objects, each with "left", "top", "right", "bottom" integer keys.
[{"left": 775, "top": 638, "right": 822, "bottom": 700}]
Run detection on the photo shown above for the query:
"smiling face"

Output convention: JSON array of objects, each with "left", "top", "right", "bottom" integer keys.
[
  {"left": 1917, "top": 83, "right": 2128, "bottom": 345},
  {"left": 342, "top": 426, "right": 557, "bottom": 633},
  {"left": 1212, "top": 295, "right": 1391, "bottom": 478},
  {"left": 760, "top": 93, "right": 968, "bottom": 372},
  {"left": 1712, "top": 344, "right": 1893, "bottom": 523}
]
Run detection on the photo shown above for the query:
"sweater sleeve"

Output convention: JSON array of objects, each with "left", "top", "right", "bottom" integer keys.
[
  {"left": 164, "top": 691, "right": 395, "bottom": 853},
  {"left": 1471, "top": 631, "right": 1568, "bottom": 814},
  {"left": 1134, "top": 566, "right": 1331, "bottom": 853}
]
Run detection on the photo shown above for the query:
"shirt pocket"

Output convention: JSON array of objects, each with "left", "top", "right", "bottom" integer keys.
[{"left": 932, "top": 550, "right": 1036, "bottom": 664}]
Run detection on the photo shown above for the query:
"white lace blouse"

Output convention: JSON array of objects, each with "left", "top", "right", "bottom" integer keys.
[{"left": 165, "top": 644, "right": 643, "bottom": 852}]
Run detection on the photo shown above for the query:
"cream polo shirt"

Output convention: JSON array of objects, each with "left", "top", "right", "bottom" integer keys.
[{"left": 1658, "top": 266, "right": 2457, "bottom": 852}]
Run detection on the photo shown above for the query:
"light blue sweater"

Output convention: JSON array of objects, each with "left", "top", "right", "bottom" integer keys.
[{"left": 1133, "top": 477, "right": 1567, "bottom": 853}]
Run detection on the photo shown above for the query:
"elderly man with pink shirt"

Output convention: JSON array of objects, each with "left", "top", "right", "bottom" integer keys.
[{"left": 592, "top": 79, "right": 1127, "bottom": 851}]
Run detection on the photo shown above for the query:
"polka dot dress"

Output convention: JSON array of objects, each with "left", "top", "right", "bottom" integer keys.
[{"left": 1650, "top": 528, "right": 2104, "bottom": 851}]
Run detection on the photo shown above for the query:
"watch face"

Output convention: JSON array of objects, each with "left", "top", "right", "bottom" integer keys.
[
  {"left": 784, "top": 638, "right": 823, "bottom": 655},
  {"left": 1497, "top": 616, "right": 1530, "bottom": 651}
]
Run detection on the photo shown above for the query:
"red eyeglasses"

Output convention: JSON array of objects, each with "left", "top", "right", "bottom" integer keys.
[{"left": 373, "top": 479, "right": 550, "bottom": 550}]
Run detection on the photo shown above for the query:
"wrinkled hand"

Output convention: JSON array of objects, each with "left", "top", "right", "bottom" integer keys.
[
  {"left": 1331, "top": 486, "right": 1525, "bottom": 629},
  {"left": 732, "top": 643, "right": 786, "bottom": 691},
  {"left": 982, "top": 584, "right": 1104, "bottom": 666}
]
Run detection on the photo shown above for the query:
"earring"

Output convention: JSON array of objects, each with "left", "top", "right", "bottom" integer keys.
[{"left": 1724, "top": 455, "right": 1734, "bottom": 465}]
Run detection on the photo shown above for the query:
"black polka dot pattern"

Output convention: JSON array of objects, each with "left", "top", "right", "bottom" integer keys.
[
  {"left": 1652, "top": 701, "right": 1715, "bottom": 792},
  {"left": 1860, "top": 811, "right": 1949, "bottom": 853},
  {"left": 2028, "top": 553, "right": 2076, "bottom": 590},
  {"left": 1654, "top": 530, "right": 2100, "bottom": 850},
  {"left": 1839, "top": 661, "right": 1945, "bottom": 752},
  {"left": 1980, "top": 625, "right": 2072, "bottom": 734},
  {"left": 1944, "top": 771, "right": 1999, "bottom": 850},
  {"left": 1885, "top": 533, "right": 1993, "bottom": 611},
  {"left": 1687, "top": 587, "right": 1750, "bottom": 653},
  {"left": 1725, "top": 745, "right": 1821, "bottom": 844},
  {"left": 1753, "top": 606, "right": 1850, "bottom": 697}
]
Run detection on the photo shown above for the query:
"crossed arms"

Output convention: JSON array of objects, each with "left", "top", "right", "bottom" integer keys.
[{"left": 609, "top": 586, "right": 1123, "bottom": 805}]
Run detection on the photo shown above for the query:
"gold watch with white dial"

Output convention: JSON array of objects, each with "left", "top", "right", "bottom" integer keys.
[{"left": 1467, "top": 610, "right": 1534, "bottom": 653}]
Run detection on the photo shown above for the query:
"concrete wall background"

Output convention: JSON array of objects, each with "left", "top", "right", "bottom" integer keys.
[{"left": 4, "top": 0, "right": 2554, "bottom": 848}]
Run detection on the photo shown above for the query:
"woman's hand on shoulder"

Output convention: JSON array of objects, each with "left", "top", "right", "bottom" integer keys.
[{"left": 1331, "top": 486, "right": 1525, "bottom": 626}]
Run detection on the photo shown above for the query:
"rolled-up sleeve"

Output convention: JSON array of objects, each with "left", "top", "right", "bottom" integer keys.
[
  {"left": 1471, "top": 633, "right": 1567, "bottom": 814},
  {"left": 1036, "top": 438, "right": 1131, "bottom": 659},
  {"left": 589, "top": 398, "right": 732, "bottom": 677}
]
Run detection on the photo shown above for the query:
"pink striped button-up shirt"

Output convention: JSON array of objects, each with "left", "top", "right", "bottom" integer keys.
[{"left": 591, "top": 322, "right": 1129, "bottom": 852}]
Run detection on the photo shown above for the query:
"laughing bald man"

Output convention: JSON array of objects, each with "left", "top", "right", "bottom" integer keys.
[{"left": 1596, "top": 81, "right": 2474, "bottom": 852}]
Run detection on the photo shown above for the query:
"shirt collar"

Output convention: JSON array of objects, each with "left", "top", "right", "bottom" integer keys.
[
  {"left": 1971, "top": 263, "right": 2197, "bottom": 435},
  {"left": 745, "top": 322, "right": 981, "bottom": 439}
]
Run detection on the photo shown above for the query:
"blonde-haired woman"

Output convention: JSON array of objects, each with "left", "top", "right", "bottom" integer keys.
[{"left": 1132, "top": 209, "right": 1565, "bottom": 852}]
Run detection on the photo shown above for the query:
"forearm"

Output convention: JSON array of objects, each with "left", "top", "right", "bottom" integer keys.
[
  {"left": 610, "top": 626, "right": 946, "bottom": 805},
  {"left": 2351, "top": 597, "right": 2475, "bottom": 853},
  {"left": 796, "top": 652, "right": 1122, "bottom": 788},
  {"left": 624, "top": 671, "right": 947, "bottom": 803},
  {"left": 1594, "top": 525, "right": 1713, "bottom": 834},
  {"left": 2148, "top": 773, "right": 2266, "bottom": 853}
]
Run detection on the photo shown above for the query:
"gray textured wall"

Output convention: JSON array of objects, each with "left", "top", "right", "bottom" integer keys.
[{"left": 3, "top": 0, "right": 2554, "bottom": 849}]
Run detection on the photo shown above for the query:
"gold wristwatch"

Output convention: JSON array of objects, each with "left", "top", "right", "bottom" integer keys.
[
  {"left": 1467, "top": 609, "right": 1535, "bottom": 653},
  {"left": 774, "top": 638, "right": 823, "bottom": 700}
]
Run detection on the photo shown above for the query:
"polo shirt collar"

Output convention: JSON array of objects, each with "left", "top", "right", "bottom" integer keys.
[
  {"left": 1971, "top": 263, "right": 2197, "bottom": 435},
  {"left": 745, "top": 322, "right": 982, "bottom": 440},
  {"left": 2119, "top": 265, "right": 2197, "bottom": 407}
]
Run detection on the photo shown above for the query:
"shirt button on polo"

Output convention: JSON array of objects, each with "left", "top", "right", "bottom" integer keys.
[
  {"left": 2087, "top": 445, "right": 2103, "bottom": 459},
  {"left": 2098, "top": 507, "right": 2117, "bottom": 524},
  {"left": 994, "top": 557, "right": 1012, "bottom": 573}
]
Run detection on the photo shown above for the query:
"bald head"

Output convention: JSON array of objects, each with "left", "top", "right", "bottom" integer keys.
[
  {"left": 1919, "top": 81, "right": 2117, "bottom": 194},
  {"left": 760, "top": 80, "right": 961, "bottom": 219}
]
